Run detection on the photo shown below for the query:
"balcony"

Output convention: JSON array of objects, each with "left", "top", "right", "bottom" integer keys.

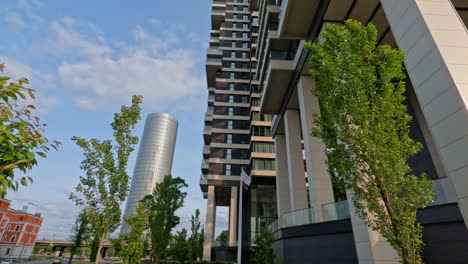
[
  {"left": 206, "top": 58, "right": 221, "bottom": 86},
  {"left": 278, "top": 0, "right": 320, "bottom": 39},
  {"left": 207, "top": 47, "right": 222, "bottom": 58},
  {"left": 211, "top": 9, "right": 226, "bottom": 29},
  {"left": 203, "top": 125, "right": 212, "bottom": 143},
  {"left": 203, "top": 145, "right": 211, "bottom": 157},
  {"left": 260, "top": 49, "right": 296, "bottom": 114},
  {"left": 201, "top": 159, "right": 209, "bottom": 170},
  {"left": 205, "top": 112, "right": 213, "bottom": 122}
]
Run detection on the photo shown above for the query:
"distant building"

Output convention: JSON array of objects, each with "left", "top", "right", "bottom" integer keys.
[
  {"left": 0, "top": 198, "right": 43, "bottom": 260},
  {"left": 121, "top": 113, "right": 178, "bottom": 234}
]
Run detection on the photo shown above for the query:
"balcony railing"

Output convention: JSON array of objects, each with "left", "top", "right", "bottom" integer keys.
[
  {"left": 428, "top": 177, "right": 457, "bottom": 206},
  {"left": 268, "top": 200, "right": 350, "bottom": 232},
  {"left": 270, "top": 50, "right": 295, "bottom": 60}
]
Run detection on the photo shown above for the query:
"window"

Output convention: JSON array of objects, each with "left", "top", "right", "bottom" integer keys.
[
  {"left": 19, "top": 216, "right": 24, "bottom": 221},
  {"left": 226, "top": 164, "right": 232, "bottom": 176},
  {"left": 226, "top": 149, "right": 232, "bottom": 159},
  {"left": 229, "top": 83, "right": 235, "bottom": 91},
  {"left": 241, "top": 96, "right": 249, "bottom": 104},
  {"left": 228, "top": 120, "right": 233, "bottom": 129},
  {"left": 229, "top": 95, "right": 234, "bottom": 103},
  {"left": 231, "top": 41, "right": 236, "bottom": 48},
  {"left": 252, "top": 112, "right": 273, "bottom": 121},
  {"left": 243, "top": 15, "right": 248, "bottom": 21},
  {"left": 243, "top": 7, "right": 248, "bottom": 12},
  {"left": 243, "top": 33, "right": 248, "bottom": 39},
  {"left": 242, "top": 52, "right": 248, "bottom": 59},
  {"left": 231, "top": 62, "right": 236, "bottom": 68},
  {"left": 233, "top": 22, "right": 237, "bottom": 28},
  {"left": 240, "top": 150, "right": 249, "bottom": 159},
  {"left": 5, "top": 248, "right": 10, "bottom": 255},
  {"left": 233, "top": 14, "right": 237, "bottom": 19},
  {"left": 253, "top": 17, "right": 259, "bottom": 24},
  {"left": 7, "top": 224, "right": 11, "bottom": 231},
  {"left": 231, "top": 51, "right": 236, "bottom": 58},
  {"left": 10, "top": 236, "right": 16, "bottom": 243},
  {"left": 230, "top": 73, "right": 235, "bottom": 79},
  {"left": 232, "top": 32, "right": 237, "bottom": 38},
  {"left": 251, "top": 98, "right": 259, "bottom": 107},
  {"left": 243, "top": 24, "right": 248, "bottom": 29},
  {"left": 15, "top": 225, "right": 20, "bottom": 231},
  {"left": 253, "top": 142, "right": 275, "bottom": 153},
  {"left": 1, "top": 234, "right": 6, "bottom": 242},
  {"left": 228, "top": 108, "right": 234, "bottom": 116},
  {"left": 252, "top": 126, "right": 271, "bottom": 136},
  {"left": 242, "top": 42, "right": 248, "bottom": 48},
  {"left": 227, "top": 134, "right": 233, "bottom": 144},
  {"left": 253, "top": 159, "right": 275, "bottom": 170}
]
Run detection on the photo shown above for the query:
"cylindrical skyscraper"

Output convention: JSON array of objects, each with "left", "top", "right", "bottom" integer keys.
[{"left": 121, "top": 113, "right": 178, "bottom": 234}]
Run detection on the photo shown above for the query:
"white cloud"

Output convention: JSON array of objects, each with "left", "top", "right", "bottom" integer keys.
[
  {"left": 45, "top": 18, "right": 205, "bottom": 111},
  {"left": 17, "top": 0, "right": 44, "bottom": 25},
  {"left": 8, "top": 193, "right": 79, "bottom": 240},
  {"left": 4, "top": 12, "right": 26, "bottom": 29},
  {"left": 0, "top": 56, "right": 59, "bottom": 114},
  {"left": 45, "top": 19, "right": 111, "bottom": 58}
]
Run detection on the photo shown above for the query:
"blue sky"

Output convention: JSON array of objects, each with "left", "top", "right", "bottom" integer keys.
[{"left": 1, "top": 0, "right": 229, "bottom": 239}]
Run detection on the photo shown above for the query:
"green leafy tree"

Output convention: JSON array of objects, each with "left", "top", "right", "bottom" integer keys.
[
  {"left": 69, "top": 209, "right": 93, "bottom": 264},
  {"left": 305, "top": 20, "right": 433, "bottom": 264},
  {"left": 142, "top": 175, "right": 188, "bottom": 264},
  {"left": 251, "top": 227, "right": 275, "bottom": 264},
  {"left": 215, "top": 230, "right": 229, "bottom": 247},
  {"left": 69, "top": 95, "right": 143, "bottom": 264},
  {"left": 168, "top": 229, "right": 189, "bottom": 263},
  {"left": 113, "top": 201, "right": 149, "bottom": 264},
  {"left": 187, "top": 209, "right": 204, "bottom": 261},
  {"left": 0, "top": 63, "right": 60, "bottom": 197}
]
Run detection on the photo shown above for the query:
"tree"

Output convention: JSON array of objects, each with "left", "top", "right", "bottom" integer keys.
[
  {"left": 215, "top": 230, "right": 229, "bottom": 247},
  {"left": 69, "top": 95, "right": 143, "bottom": 264},
  {"left": 112, "top": 201, "right": 149, "bottom": 264},
  {"left": 251, "top": 227, "right": 275, "bottom": 264},
  {"left": 187, "top": 209, "right": 204, "bottom": 261},
  {"left": 69, "top": 209, "right": 93, "bottom": 264},
  {"left": 168, "top": 229, "right": 189, "bottom": 263},
  {"left": 305, "top": 20, "right": 433, "bottom": 264},
  {"left": 0, "top": 63, "right": 60, "bottom": 197},
  {"left": 142, "top": 175, "right": 188, "bottom": 264}
]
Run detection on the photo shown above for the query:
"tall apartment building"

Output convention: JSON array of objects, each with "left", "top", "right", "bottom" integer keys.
[
  {"left": 121, "top": 113, "right": 178, "bottom": 234},
  {"left": 0, "top": 198, "right": 43, "bottom": 260},
  {"left": 251, "top": 0, "right": 468, "bottom": 263},
  {"left": 201, "top": 0, "right": 277, "bottom": 261}
]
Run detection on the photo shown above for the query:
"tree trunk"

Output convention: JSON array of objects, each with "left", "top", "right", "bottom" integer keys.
[
  {"left": 68, "top": 253, "right": 74, "bottom": 264},
  {"left": 94, "top": 232, "right": 107, "bottom": 264}
]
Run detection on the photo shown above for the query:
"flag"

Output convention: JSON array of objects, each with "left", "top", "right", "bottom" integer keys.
[{"left": 241, "top": 169, "right": 251, "bottom": 191}]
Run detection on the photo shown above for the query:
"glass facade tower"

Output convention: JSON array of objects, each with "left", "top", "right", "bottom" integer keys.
[{"left": 121, "top": 113, "right": 178, "bottom": 234}]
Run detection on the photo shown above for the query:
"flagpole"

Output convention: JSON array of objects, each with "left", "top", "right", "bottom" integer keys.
[{"left": 237, "top": 177, "right": 243, "bottom": 264}]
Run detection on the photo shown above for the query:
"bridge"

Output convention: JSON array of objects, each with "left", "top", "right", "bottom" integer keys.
[{"left": 35, "top": 240, "right": 113, "bottom": 257}]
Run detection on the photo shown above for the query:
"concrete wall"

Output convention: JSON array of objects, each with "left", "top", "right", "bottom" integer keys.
[{"left": 273, "top": 219, "right": 358, "bottom": 264}]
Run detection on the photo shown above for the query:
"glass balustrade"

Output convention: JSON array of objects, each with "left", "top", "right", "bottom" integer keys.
[
  {"left": 322, "top": 200, "right": 350, "bottom": 222},
  {"left": 269, "top": 200, "right": 351, "bottom": 232}
]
